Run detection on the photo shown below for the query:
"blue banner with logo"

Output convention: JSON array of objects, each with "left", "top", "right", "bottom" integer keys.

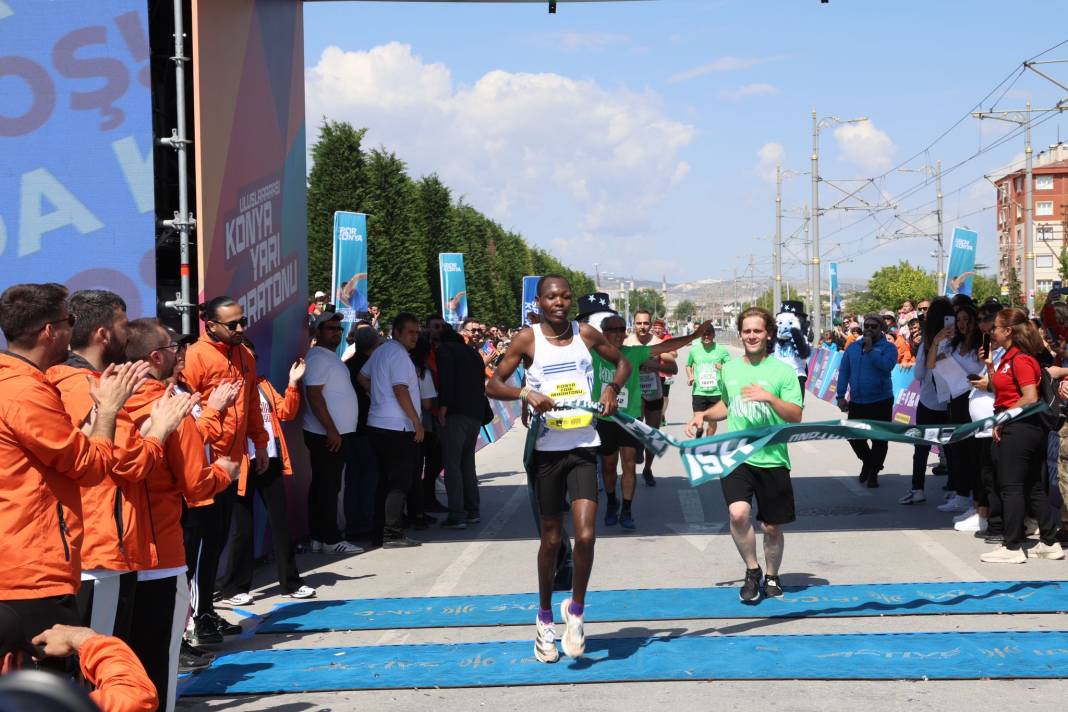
[
  {"left": 439, "top": 253, "right": 468, "bottom": 327},
  {"left": 522, "top": 275, "right": 540, "bottom": 326},
  {"left": 944, "top": 227, "right": 978, "bottom": 297},
  {"left": 0, "top": 1, "right": 157, "bottom": 347},
  {"left": 330, "top": 211, "right": 368, "bottom": 352},
  {"left": 829, "top": 262, "right": 841, "bottom": 325}
]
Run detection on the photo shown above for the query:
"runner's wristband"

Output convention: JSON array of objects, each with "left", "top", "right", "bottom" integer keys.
[
  {"left": 605, "top": 382, "right": 621, "bottom": 393},
  {"left": 519, "top": 385, "right": 532, "bottom": 402}
]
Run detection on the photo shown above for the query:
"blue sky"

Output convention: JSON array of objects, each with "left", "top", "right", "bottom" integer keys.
[{"left": 304, "top": 0, "right": 1068, "bottom": 286}]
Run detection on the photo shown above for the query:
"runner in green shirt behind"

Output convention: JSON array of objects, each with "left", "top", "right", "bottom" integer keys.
[
  {"left": 685, "top": 307, "right": 803, "bottom": 604},
  {"left": 592, "top": 311, "right": 713, "bottom": 529},
  {"left": 686, "top": 325, "right": 731, "bottom": 437}
]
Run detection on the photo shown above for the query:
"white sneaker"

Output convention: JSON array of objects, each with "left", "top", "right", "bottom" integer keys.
[
  {"left": 937, "top": 494, "right": 970, "bottom": 513},
  {"left": 1025, "top": 518, "right": 1039, "bottom": 536},
  {"left": 559, "top": 598, "right": 586, "bottom": 658},
  {"left": 309, "top": 539, "right": 323, "bottom": 553},
  {"left": 534, "top": 615, "right": 559, "bottom": 664},
  {"left": 286, "top": 585, "right": 317, "bottom": 599},
  {"left": 954, "top": 513, "right": 985, "bottom": 532},
  {"left": 222, "top": 592, "right": 253, "bottom": 606},
  {"left": 898, "top": 490, "right": 926, "bottom": 505},
  {"left": 329, "top": 541, "right": 364, "bottom": 554},
  {"left": 1026, "top": 541, "right": 1066, "bottom": 560},
  {"left": 952, "top": 506, "right": 977, "bottom": 523},
  {"left": 980, "top": 545, "right": 1027, "bottom": 564}
]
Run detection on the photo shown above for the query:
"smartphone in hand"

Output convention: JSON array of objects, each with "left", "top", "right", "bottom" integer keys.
[{"left": 944, "top": 315, "right": 956, "bottom": 330}]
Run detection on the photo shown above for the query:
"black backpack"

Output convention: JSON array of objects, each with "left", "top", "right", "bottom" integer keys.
[{"left": 1008, "top": 353, "right": 1067, "bottom": 431}]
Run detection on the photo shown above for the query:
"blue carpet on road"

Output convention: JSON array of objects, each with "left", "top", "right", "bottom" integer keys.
[
  {"left": 257, "top": 580, "right": 1068, "bottom": 633},
  {"left": 182, "top": 630, "right": 1068, "bottom": 695}
]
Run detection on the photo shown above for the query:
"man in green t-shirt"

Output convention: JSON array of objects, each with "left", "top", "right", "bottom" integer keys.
[
  {"left": 686, "top": 325, "right": 731, "bottom": 437},
  {"left": 592, "top": 313, "right": 713, "bottom": 529},
  {"left": 685, "top": 307, "right": 803, "bottom": 604}
]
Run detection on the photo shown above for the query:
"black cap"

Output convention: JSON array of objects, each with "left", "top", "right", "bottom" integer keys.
[
  {"left": 576, "top": 292, "right": 616, "bottom": 321},
  {"left": 310, "top": 311, "right": 342, "bottom": 330},
  {"left": 164, "top": 327, "right": 195, "bottom": 347},
  {"left": 0, "top": 604, "right": 44, "bottom": 660},
  {"left": 780, "top": 300, "right": 807, "bottom": 317}
]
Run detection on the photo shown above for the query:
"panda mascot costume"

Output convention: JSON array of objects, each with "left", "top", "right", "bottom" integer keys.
[{"left": 770, "top": 300, "right": 812, "bottom": 395}]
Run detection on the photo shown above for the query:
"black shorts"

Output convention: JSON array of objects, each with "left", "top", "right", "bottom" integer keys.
[
  {"left": 720, "top": 463, "right": 796, "bottom": 525},
  {"left": 692, "top": 394, "right": 721, "bottom": 413},
  {"left": 532, "top": 447, "right": 598, "bottom": 516},
  {"left": 642, "top": 397, "right": 664, "bottom": 412},
  {"left": 661, "top": 378, "right": 672, "bottom": 397},
  {"left": 596, "top": 419, "right": 639, "bottom": 455}
]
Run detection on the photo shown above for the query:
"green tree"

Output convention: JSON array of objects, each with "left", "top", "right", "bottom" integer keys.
[
  {"left": 969, "top": 273, "right": 1000, "bottom": 305},
  {"left": 1059, "top": 245, "right": 1068, "bottom": 282},
  {"left": 672, "top": 299, "right": 697, "bottom": 323},
  {"left": 1006, "top": 266, "right": 1022, "bottom": 308},
  {"left": 415, "top": 175, "right": 453, "bottom": 316},
  {"left": 306, "top": 120, "right": 367, "bottom": 295},
  {"left": 866, "top": 261, "right": 938, "bottom": 311},
  {"left": 629, "top": 288, "right": 666, "bottom": 318},
  {"left": 742, "top": 285, "right": 803, "bottom": 313}
]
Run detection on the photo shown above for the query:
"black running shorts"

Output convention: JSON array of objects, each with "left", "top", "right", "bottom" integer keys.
[
  {"left": 720, "top": 463, "right": 796, "bottom": 525},
  {"left": 691, "top": 394, "right": 721, "bottom": 413},
  {"left": 642, "top": 397, "right": 664, "bottom": 412},
  {"left": 596, "top": 419, "right": 639, "bottom": 455},
  {"left": 532, "top": 447, "right": 598, "bottom": 516}
]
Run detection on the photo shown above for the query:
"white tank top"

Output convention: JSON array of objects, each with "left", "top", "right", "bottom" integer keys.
[{"left": 527, "top": 321, "right": 600, "bottom": 451}]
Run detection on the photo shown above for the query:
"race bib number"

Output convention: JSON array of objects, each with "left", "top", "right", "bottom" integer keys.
[
  {"left": 615, "top": 386, "right": 629, "bottom": 408},
  {"left": 640, "top": 371, "right": 661, "bottom": 398},
  {"left": 545, "top": 380, "right": 593, "bottom": 430},
  {"left": 697, "top": 364, "right": 718, "bottom": 390}
]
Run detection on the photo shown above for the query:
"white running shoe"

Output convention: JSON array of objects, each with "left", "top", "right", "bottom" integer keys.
[
  {"left": 534, "top": 616, "right": 559, "bottom": 663},
  {"left": 559, "top": 598, "right": 586, "bottom": 658},
  {"left": 952, "top": 506, "right": 977, "bottom": 523},
  {"left": 309, "top": 539, "right": 323, "bottom": 553},
  {"left": 980, "top": 545, "right": 1027, "bottom": 564},
  {"left": 937, "top": 494, "right": 970, "bottom": 513},
  {"left": 954, "top": 513, "right": 985, "bottom": 532},
  {"left": 286, "top": 585, "right": 317, "bottom": 599},
  {"left": 329, "top": 541, "right": 364, "bottom": 554},
  {"left": 221, "top": 592, "right": 253, "bottom": 606},
  {"left": 1026, "top": 541, "right": 1066, "bottom": 560},
  {"left": 898, "top": 490, "right": 926, "bottom": 505}
]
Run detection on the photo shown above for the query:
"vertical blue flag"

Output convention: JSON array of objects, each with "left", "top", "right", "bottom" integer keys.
[
  {"left": 944, "top": 228, "right": 979, "bottom": 297},
  {"left": 331, "top": 212, "right": 368, "bottom": 353},
  {"left": 439, "top": 253, "right": 468, "bottom": 326},
  {"left": 829, "top": 262, "right": 841, "bottom": 325},
  {"left": 522, "top": 276, "right": 541, "bottom": 326}
]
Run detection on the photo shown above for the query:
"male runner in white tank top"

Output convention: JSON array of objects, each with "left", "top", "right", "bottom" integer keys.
[{"left": 487, "top": 274, "right": 630, "bottom": 664}]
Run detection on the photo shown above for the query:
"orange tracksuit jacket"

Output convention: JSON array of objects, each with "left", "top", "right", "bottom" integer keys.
[
  {"left": 0, "top": 353, "right": 115, "bottom": 600},
  {"left": 182, "top": 336, "right": 268, "bottom": 505},
  {"left": 124, "top": 379, "right": 232, "bottom": 569},
  {"left": 47, "top": 355, "right": 165, "bottom": 571},
  {"left": 80, "top": 634, "right": 159, "bottom": 712}
]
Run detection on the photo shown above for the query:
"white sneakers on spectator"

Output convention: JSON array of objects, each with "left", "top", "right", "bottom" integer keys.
[
  {"left": 898, "top": 490, "right": 925, "bottom": 505},
  {"left": 953, "top": 512, "right": 986, "bottom": 532},
  {"left": 980, "top": 546, "right": 1026, "bottom": 564},
  {"left": 1027, "top": 542, "right": 1065, "bottom": 560},
  {"left": 937, "top": 494, "right": 970, "bottom": 513},
  {"left": 222, "top": 592, "right": 253, "bottom": 606},
  {"left": 309, "top": 540, "right": 323, "bottom": 553},
  {"left": 952, "top": 507, "right": 976, "bottom": 523},
  {"left": 286, "top": 585, "right": 317, "bottom": 599},
  {"left": 309, "top": 540, "right": 363, "bottom": 554}
]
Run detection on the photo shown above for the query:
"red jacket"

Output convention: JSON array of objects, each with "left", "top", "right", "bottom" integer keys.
[
  {"left": 182, "top": 336, "right": 268, "bottom": 490},
  {"left": 0, "top": 353, "right": 113, "bottom": 600},
  {"left": 46, "top": 358, "right": 164, "bottom": 571},
  {"left": 124, "top": 379, "right": 232, "bottom": 569}
]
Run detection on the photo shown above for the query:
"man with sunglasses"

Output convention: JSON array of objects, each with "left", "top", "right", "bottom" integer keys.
[{"left": 181, "top": 297, "right": 269, "bottom": 647}]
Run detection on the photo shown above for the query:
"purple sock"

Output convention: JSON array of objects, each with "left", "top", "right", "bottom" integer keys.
[
  {"left": 538, "top": 608, "right": 553, "bottom": 624},
  {"left": 568, "top": 600, "right": 584, "bottom": 617}
]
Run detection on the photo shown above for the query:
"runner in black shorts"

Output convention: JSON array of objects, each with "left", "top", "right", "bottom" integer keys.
[
  {"left": 691, "top": 394, "right": 721, "bottom": 414},
  {"left": 532, "top": 448, "right": 600, "bottom": 516}
]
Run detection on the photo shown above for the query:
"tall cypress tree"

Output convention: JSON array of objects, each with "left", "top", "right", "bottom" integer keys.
[{"left": 415, "top": 175, "right": 453, "bottom": 318}]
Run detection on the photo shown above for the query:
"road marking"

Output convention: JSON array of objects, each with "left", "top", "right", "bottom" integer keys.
[
  {"left": 677, "top": 489, "right": 705, "bottom": 524},
  {"left": 902, "top": 529, "right": 985, "bottom": 581},
  {"left": 666, "top": 521, "right": 726, "bottom": 552},
  {"left": 833, "top": 469, "right": 873, "bottom": 497}
]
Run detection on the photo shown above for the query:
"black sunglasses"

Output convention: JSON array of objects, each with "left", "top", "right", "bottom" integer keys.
[
  {"left": 211, "top": 317, "right": 248, "bottom": 330},
  {"left": 154, "top": 342, "right": 183, "bottom": 353},
  {"left": 41, "top": 314, "right": 76, "bottom": 330}
]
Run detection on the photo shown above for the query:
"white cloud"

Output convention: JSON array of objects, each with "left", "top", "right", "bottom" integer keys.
[
  {"left": 306, "top": 42, "right": 695, "bottom": 271},
  {"left": 833, "top": 120, "right": 896, "bottom": 174},
  {"left": 719, "top": 83, "right": 780, "bottom": 102},
  {"left": 755, "top": 142, "right": 785, "bottom": 183},
  {"left": 551, "top": 30, "right": 630, "bottom": 52},
  {"left": 668, "top": 56, "right": 767, "bottom": 84}
]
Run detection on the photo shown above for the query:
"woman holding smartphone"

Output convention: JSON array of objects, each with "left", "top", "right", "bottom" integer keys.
[
  {"left": 900, "top": 297, "right": 954, "bottom": 505},
  {"left": 980, "top": 309, "right": 1064, "bottom": 563}
]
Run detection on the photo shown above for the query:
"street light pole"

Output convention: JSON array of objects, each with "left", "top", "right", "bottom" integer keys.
[
  {"left": 936, "top": 159, "right": 944, "bottom": 286},
  {"left": 775, "top": 164, "right": 783, "bottom": 314},
  {"left": 811, "top": 109, "right": 820, "bottom": 336}
]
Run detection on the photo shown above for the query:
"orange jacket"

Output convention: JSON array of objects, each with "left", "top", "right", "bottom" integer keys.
[
  {"left": 125, "top": 379, "right": 232, "bottom": 569},
  {"left": 80, "top": 634, "right": 159, "bottom": 712},
  {"left": 894, "top": 333, "right": 916, "bottom": 367},
  {"left": 0, "top": 353, "right": 114, "bottom": 600},
  {"left": 47, "top": 357, "right": 164, "bottom": 571},
  {"left": 241, "top": 378, "right": 298, "bottom": 495}
]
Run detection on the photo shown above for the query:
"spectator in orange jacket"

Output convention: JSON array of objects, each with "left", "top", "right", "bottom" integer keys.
[
  {"left": 122, "top": 318, "right": 237, "bottom": 712},
  {"left": 219, "top": 340, "right": 315, "bottom": 604},
  {"left": 0, "top": 283, "right": 148, "bottom": 644},
  {"left": 180, "top": 297, "right": 268, "bottom": 648},
  {"left": 47, "top": 290, "right": 193, "bottom": 644}
]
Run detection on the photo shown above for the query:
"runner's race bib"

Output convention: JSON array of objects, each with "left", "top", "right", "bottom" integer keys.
[
  {"left": 697, "top": 364, "right": 718, "bottom": 390},
  {"left": 616, "top": 386, "right": 629, "bottom": 409},
  {"left": 545, "top": 379, "right": 594, "bottom": 430},
  {"left": 640, "top": 371, "right": 662, "bottom": 400}
]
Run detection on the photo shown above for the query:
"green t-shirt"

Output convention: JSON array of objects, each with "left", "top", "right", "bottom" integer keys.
[
  {"left": 687, "top": 343, "right": 731, "bottom": 396},
  {"left": 719, "top": 355, "right": 804, "bottom": 469},
  {"left": 592, "top": 344, "right": 652, "bottom": 420}
]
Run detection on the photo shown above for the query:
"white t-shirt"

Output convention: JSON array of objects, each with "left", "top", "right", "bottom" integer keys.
[
  {"left": 302, "top": 346, "right": 359, "bottom": 435},
  {"left": 360, "top": 340, "right": 420, "bottom": 432},
  {"left": 247, "top": 386, "right": 279, "bottom": 458},
  {"left": 418, "top": 370, "right": 438, "bottom": 401}
]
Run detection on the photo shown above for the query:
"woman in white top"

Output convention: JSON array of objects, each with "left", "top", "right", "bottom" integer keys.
[{"left": 939, "top": 303, "right": 984, "bottom": 515}]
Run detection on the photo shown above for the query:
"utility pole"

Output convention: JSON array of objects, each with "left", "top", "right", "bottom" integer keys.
[
  {"left": 774, "top": 165, "right": 783, "bottom": 314},
  {"left": 936, "top": 159, "right": 944, "bottom": 286},
  {"left": 803, "top": 204, "right": 813, "bottom": 309}
]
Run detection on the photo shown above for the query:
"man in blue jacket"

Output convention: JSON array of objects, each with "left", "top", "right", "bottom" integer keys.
[{"left": 836, "top": 314, "right": 898, "bottom": 488}]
